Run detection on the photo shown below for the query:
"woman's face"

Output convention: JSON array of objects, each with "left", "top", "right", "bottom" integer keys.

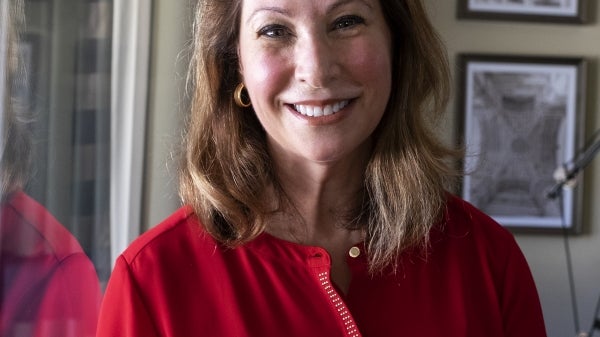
[{"left": 238, "top": 0, "right": 392, "bottom": 165}]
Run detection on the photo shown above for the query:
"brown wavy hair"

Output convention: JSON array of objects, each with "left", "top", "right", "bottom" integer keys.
[
  {"left": 1, "top": 0, "right": 30, "bottom": 200},
  {"left": 180, "top": 0, "right": 459, "bottom": 272}
]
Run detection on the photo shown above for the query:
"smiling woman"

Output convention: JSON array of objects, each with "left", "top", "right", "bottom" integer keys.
[
  {"left": 96, "top": 0, "right": 548, "bottom": 336},
  {"left": 239, "top": 0, "right": 392, "bottom": 169}
]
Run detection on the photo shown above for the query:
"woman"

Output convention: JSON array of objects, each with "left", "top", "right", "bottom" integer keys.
[
  {"left": 97, "top": 0, "right": 547, "bottom": 336},
  {"left": 1, "top": 1, "right": 102, "bottom": 336}
]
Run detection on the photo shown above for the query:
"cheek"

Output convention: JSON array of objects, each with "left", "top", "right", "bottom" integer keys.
[
  {"left": 344, "top": 37, "right": 393, "bottom": 87},
  {"left": 241, "top": 49, "right": 290, "bottom": 103}
]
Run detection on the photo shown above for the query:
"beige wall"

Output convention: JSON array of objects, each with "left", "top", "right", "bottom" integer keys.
[
  {"left": 143, "top": 0, "right": 194, "bottom": 229},
  {"left": 424, "top": 2, "right": 600, "bottom": 336},
  {"left": 146, "top": 1, "right": 600, "bottom": 336}
]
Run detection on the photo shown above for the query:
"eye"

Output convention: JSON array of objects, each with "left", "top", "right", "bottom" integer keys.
[
  {"left": 257, "top": 24, "right": 290, "bottom": 39},
  {"left": 332, "top": 15, "right": 365, "bottom": 30}
]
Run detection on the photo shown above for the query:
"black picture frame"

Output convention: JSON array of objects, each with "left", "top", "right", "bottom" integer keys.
[
  {"left": 457, "top": 54, "right": 587, "bottom": 233},
  {"left": 457, "top": 0, "right": 589, "bottom": 24}
]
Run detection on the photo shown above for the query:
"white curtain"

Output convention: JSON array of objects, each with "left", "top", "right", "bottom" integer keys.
[{"left": 110, "top": 0, "right": 152, "bottom": 264}]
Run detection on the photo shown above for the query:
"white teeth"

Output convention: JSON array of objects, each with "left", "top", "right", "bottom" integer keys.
[
  {"left": 313, "top": 106, "right": 324, "bottom": 117},
  {"left": 293, "top": 100, "right": 349, "bottom": 117}
]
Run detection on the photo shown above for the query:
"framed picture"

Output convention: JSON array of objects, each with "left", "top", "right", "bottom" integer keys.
[
  {"left": 457, "top": 54, "right": 586, "bottom": 233},
  {"left": 457, "top": 0, "right": 589, "bottom": 24}
]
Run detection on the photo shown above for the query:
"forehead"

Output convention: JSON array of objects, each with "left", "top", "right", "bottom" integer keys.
[{"left": 240, "top": 0, "right": 379, "bottom": 18}]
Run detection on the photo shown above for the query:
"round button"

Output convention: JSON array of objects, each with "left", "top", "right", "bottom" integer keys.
[{"left": 348, "top": 246, "right": 361, "bottom": 258}]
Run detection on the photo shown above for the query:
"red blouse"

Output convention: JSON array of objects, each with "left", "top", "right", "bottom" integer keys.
[
  {"left": 97, "top": 194, "right": 547, "bottom": 337},
  {"left": 1, "top": 191, "right": 102, "bottom": 337}
]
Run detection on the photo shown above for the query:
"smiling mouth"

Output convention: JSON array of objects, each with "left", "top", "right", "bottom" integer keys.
[{"left": 292, "top": 100, "right": 350, "bottom": 117}]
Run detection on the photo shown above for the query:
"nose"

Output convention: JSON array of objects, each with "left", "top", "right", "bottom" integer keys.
[{"left": 294, "top": 33, "right": 338, "bottom": 89}]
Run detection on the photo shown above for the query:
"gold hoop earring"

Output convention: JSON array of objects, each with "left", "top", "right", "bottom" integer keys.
[{"left": 234, "top": 83, "right": 252, "bottom": 108}]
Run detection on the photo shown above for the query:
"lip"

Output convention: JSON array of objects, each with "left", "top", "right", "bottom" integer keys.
[
  {"left": 285, "top": 98, "right": 355, "bottom": 125},
  {"left": 285, "top": 98, "right": 356, "bottom": 124},
  {"left": 293, "top": 100, "right": 350, "bottom": 117}
]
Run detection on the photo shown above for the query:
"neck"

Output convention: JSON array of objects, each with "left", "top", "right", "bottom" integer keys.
[
  {"left": 264, "top": 141, "right": 372, "bottom": 295},
  {"left": 266, "top": 142, "right": 370, "bottom": 246}
]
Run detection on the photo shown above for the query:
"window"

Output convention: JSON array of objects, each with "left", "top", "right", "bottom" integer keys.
[{"left": 1, "top": 0, "right": 151, "bottom": 335}]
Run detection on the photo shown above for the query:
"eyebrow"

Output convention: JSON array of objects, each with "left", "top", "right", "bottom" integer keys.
[
  {"left": 245, "top": 0, "right": 374, "bottom": 25},
  {"left": 245, "top": 6, "right": 290, "bottom": 25},
  {"left": 327, "top": 0, "right": 373, "bottom": 14}
]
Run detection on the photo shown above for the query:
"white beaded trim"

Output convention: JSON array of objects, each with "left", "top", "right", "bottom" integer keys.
[{"left": 318, "top": 272, "right": 361, "bottom": 337}]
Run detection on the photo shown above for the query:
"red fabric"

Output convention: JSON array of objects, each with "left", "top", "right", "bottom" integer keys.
[
  {"left": 97, "top": 194, "right": 547, "bottom": 337},
  {"left": 1, "top": 191, "right": 102, "bottom": 337}
]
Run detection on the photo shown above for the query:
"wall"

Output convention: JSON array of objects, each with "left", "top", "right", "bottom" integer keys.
[
  {"left": 424, "top": 1, "right": 600, "bottom": 336},
  {"left": 143, "top": 0, "right": 194, "bottom": 229}
]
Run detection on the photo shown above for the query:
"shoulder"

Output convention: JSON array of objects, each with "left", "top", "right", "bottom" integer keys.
[
  {"left": 2, "top": 191, "right": 86, "bottom": 260},
  {"left": 441, "top": 193, "right": 515, "bottom": 243},
  {"left": 119, "top": 206, "right": 216, "bottom": 266},
  {"left": 441, "top": 196, "right": 546, "bottom": 335},
  {"left": 426, "top": 194, "right": 534, "bottom": 285},
  {"left": 431, "top": 193, "right": 523, "bottom": 267}
]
